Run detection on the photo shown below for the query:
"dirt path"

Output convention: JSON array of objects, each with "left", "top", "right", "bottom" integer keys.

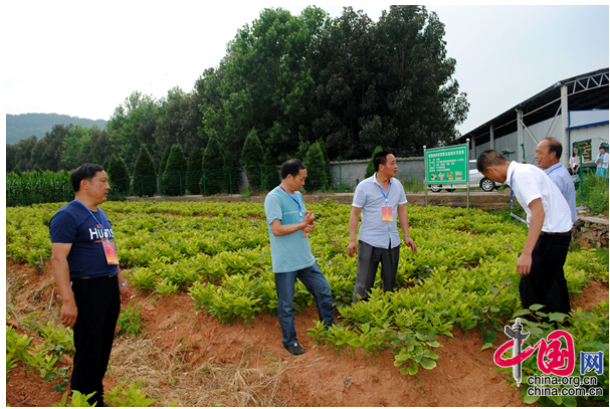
[{"left": 5, "top": 259, "right": 608, "bottom": 407}]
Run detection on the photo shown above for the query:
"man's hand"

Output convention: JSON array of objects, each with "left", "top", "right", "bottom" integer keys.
[
  {"left": 516, "top": 252, "right": 532, "bottom": 276},
  {"left": 347, "top": 240, "right": 358, "bottom": 258},
  {"left": 404, "top": 235, "right": 417, "bottom": 253},
  {"left": 303, "top": 221, "right": 315, "bottom": 234},
  {"left": 61, "top": 299, "right": 78, "bottom": 328},
  {"left": 119, "top": 285, "right": 132, "bottom": 305}
]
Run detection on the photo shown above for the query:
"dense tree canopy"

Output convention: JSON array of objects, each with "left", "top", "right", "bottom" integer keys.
[{"left": 7, "top": 5, "right": 468, "bottom": 177}]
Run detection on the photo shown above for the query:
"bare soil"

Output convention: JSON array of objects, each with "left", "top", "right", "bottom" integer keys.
[{"left": 5, "top": 258, "right": 608, "bottom": 407}]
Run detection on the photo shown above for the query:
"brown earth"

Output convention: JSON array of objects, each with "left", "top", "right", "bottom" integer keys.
[{"left": 5, "top": 258, "right": 608, "bottom": 407}]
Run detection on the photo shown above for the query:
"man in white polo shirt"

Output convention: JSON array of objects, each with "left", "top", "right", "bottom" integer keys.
[
  {"left": 347, "top": 151, "right": 417, "bottom": 303},
  {"left": 535, "top": 137, "right": 578, "bottom": 223},
  {"left": 477, "top": 150, "right": 573, "bottom": 315}
]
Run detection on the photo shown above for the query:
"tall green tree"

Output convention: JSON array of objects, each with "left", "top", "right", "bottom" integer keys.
[
  {"left": 162, "top": 144, "right": 188, "bottom": 196},
  {"left": 241, "top": 128, "right": 264, "bottom": 191},
  {"left": 261, "top": 149, "right": 279, "bottom": 191},
  {"left": 107, "top": 91, "right": 161, "bottom": 170},
  {"left": 158, "top": 146, "right": 171, "bottom": 179},
  {"left": 155, "top": 87, "right": 205, "bottom": 160},
  {"left": 186, "top": 147, "right": 203, "bottom": 195},
  {"left": 201, "top": 133, "right": 225, "bottom": 195},
  {"left": 107, "top": 155, "right": 130, "bottom": 195},
  {"left": 30, "top": 124, "right": 71, "bottom": 171},
  {"left": 132, "top": 144, "right": 157, "bottom": 197},
  {"left": 211, "top": 7, "right": 329, "bottom": 162},
  {"left": 304, "top": 141, "right": 327, "bottom": 192},
  {"left": 365, "top": 146, "right": 383, "bottom": 179}
]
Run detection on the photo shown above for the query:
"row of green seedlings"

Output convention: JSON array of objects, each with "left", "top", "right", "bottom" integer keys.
[
  {"left": 501, "top": 302, "right": 609, "bottom": 406},
  {"left": 307, "top": 248, "right": 595, "bottom": 377},
  {"left": 6, "top": 306, "right": 157, "bottom": 406},
  {"left": 124, "top": 223, "right": 515, "bottom": 319},
  {"left": 7, "top": 314, "right": 73, "bottom": 390}
]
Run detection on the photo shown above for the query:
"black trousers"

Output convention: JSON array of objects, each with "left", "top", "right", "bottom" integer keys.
[
  {"left": 70, "top": 274, "right": 121, "bottom": 406},
  {"left": 352, "top": 241, "right": 400, "bottom": 303},
  {"left": 519, "top": 234, "right": 571, "bottom": 315}
]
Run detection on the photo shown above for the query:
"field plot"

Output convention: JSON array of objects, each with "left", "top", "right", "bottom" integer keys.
[{"left": 6, "top": 201, "right": 609, "bottom": 406}]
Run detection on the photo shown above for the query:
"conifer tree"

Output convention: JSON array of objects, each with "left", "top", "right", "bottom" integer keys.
[
  {"left": 304, "top": 141, "right": 326, "bottom": 192},
  {"left": 186, "top": 147, "right": 203, "bottom": 195},
  {"left": 201, "top": 133, "right": 225, "bottom": 195},
  {"left": 158, "top": 146, "right": 171, "bottom": 179},
  {"left": 365, "top": 146, "right": 384, "bottom": 179},
  {"left": 108, "top": 155, "right": 130, "bottom": 194},
  {"left": 262, "top": 149, "right": 279, "bottom": 191},
  {"left": 162, "top": 144, "right": 188, "bottom": 196},
  {"left": 132, "top": 144, "right": 157, "bottom": 196},
  {"left": 102, "top": 157, "right": 111, "bottom": 173},
  {"left": 317, "top": 137, "right": 331, "bottom": 187},
  {"left": 12, "top": 165, "right": 22, "bottom": 178},
  {"left": 241, "top": 128, "right": 264, "bottom": 191},
  {"left": 224, "top": 150, "right": 242, "bottom": 194}
]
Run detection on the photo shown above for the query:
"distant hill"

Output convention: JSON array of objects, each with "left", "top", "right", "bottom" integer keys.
[{"left": 6, "top": 113, "right": 107, "bottom": 144}]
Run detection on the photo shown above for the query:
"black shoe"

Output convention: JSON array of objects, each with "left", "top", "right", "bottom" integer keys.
[{"left": 284, "top": 342, "right": 306, "bottom": 355}]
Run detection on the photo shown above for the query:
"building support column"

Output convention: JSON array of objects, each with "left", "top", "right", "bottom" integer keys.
[
  {"left": 490, "top": 124, "right": 495, "bottom": 150},
  {"left": 516, "top": 109, "right": 524, "bottom": 162},
  {"left": 561, "top": 84, "right": 570, "bottom": 168},
  {"left": 471, "top": 137, "right": 476, "bottom": 159}
]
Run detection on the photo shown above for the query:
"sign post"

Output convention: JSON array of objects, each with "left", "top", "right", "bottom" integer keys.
[{"left": 424, "top": 143, "right": 470, "bottom": 215}]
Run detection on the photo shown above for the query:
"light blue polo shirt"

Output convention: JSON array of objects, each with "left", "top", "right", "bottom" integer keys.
[
  {"left": 544, "top": 163, "right": 578, "bottom": 223},
  {"left": 353, "top": 173, "right": 408, "bottom": 249},
  {"left": 264, "top": 187, "right": 315, "bottom": 273}
]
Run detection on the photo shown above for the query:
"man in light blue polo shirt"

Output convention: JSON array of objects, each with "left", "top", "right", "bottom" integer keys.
[
  {"left": 535, "top": 138, "right": 578, "bottom": 223},
  {"left": 264, "top": 159, "right": 335, "bottom": 355},
  {"left": 347, "top": 151, "right": 417, "bottom": 303}
]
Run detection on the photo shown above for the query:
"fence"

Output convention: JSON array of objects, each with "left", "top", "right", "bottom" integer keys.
[{"left": 9, "top": 166, "right": 606, "bottom": 213}]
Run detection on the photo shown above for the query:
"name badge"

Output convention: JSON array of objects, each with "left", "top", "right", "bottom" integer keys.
[
  {"left": 101, "top": 238, "right": 119, "bottom": 265},
  {"left": 382, "top": 206, "right": 393, "bottom": 222}
]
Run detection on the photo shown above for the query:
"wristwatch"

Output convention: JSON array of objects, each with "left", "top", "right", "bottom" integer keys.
[{"left": 118, "top": 282, "right": 128, "bottom": 288}]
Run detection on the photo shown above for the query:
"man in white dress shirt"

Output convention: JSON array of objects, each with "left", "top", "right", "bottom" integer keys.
[
  {"left": 477, "top": 150, "right": 573, "bottom": 315},
  {"left": 535, "top": 137, "right": 578, "bottom": 223}
]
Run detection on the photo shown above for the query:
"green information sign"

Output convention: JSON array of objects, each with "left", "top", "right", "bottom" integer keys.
[{"left": 425, "top": 144, "right": 468, "bottom": 185}]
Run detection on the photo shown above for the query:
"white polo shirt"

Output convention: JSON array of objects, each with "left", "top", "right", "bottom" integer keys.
[
  {"left": 505, "top": 161, "right": 573, "bottom": 233},
  {"left": 352, "top": 173, "right": 408, "bottom": 249}
]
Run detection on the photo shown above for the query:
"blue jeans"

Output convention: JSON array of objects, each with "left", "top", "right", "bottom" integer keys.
[{"left": 274, "top": 262, "right": 334, "bottom": 346}]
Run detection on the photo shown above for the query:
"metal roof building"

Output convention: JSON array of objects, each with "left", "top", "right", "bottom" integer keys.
[{"left": 458, "top": 68, "right": 609, "bottom": 167}]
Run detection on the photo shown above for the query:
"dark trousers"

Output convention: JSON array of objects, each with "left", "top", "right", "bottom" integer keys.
[
  {"left": 519, "top": 234, "right": 571, "bottom": 315},
  {"left": 70, "top": 274, "right": 121, "bottom": 407},
  {"left": 353, "top": 241, "right": 400, "bottom": 303}
]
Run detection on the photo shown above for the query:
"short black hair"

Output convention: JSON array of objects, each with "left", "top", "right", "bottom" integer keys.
[
  {"left": 544, "top": 137, "right": 562, "bottom": 160},
  {"left": 71, "top": 163, "right": 105, "bottom": 192},
  {"left": 476, "top": 150, "right": 507, "bottom": 173},
  {"left": 280, "top": 159, "right": 306, "bottom": 180},
  {"left": 374, "top": 151, "right": 395, "bottom": 172}
]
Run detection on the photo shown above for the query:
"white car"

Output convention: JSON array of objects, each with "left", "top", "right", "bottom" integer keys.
[{"left": 428, "top": 160, "right": 499, "bottom": 192}]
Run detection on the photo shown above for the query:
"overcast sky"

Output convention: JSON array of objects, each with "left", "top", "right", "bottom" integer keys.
[{"left": 4, "top": 3, "right": 609, "bottom": 135}]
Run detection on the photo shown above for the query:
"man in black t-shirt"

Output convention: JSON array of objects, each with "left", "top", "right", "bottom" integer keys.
[{"left": 50, "top": 163, "right": 131, "bottom": 407}]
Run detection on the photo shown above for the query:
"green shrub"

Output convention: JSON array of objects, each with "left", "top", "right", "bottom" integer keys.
[
  {"left": 107, "top": 155, "right": 130, "bottom": 195},
  {"left": 186, "top": 147, "right": 203, "bottom": 195},
  {"left": 201, "top": 133, "right": 225, "bottom": 195},
  {"left": 162, "top": 144, "right": 188, "bottom": 196},
  {"left": 365, "top": 146, "right": 383, "bottom": 178},
  {"left": 304, "top": 141, "right": 328, "bottom": 192},
  {"left": 116, "top": 305, "right": 142, "bottom": 336},
  {"left": 132, "top": 144, "right": 157, "bottom": 197},
  {"left": 242, "top": 128, "right": 264, "bottom": 191}
]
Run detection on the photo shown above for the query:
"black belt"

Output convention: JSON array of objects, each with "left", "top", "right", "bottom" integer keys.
[
  {"left": 71, "top": 273, "right": 118, "bottom": 281},
  {"left": 540, "top": 232, "right": 570, "bottom": 236}
]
